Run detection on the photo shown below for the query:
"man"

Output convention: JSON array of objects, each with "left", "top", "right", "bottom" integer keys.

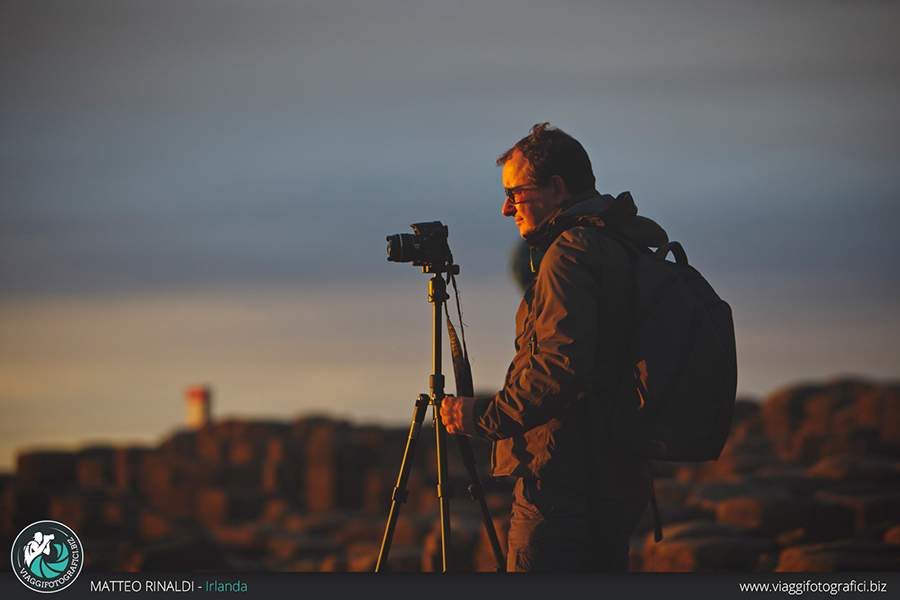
[
  {"left": 441, "top": 123, "right": 669, "bottom": 572},
  {"left": 24, "top": 531, "right": 54, "bottom": 568}
]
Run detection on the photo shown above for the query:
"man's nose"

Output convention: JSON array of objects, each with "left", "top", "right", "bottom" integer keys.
[{"left": 502, "top": 197, "right": 516, "bottom": 217}]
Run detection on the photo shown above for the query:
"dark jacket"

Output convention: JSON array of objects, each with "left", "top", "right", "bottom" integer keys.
[{"left": 472, "top": 190, "right": 667, "bottom": 499}]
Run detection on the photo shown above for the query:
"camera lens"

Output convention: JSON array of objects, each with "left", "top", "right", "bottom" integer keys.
[
  {"left": 386, "top": 234, "right": 399, "bottom": 261},
  {"left": 386, "top": 233, "right": 416, "bottom": 262}
]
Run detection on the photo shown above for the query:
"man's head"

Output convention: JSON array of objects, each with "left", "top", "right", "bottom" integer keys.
[{"left": 497, "top": 123, "right": 596, "bottom": 239}]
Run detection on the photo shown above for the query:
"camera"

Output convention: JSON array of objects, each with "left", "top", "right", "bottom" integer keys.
[{"left": 386, "top": 221, "right": 453, "bottom": 270}]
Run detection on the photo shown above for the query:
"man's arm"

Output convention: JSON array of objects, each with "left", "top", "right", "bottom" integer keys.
[
  {"left": 38, "top": 536, "right": 53, "bottom": 555},
  {"left": 449, "top": 229, "right": 602, "bottom": 439}
]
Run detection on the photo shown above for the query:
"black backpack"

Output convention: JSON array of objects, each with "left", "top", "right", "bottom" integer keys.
[
  {"left": 602, "top": 232, "right": 738, "bottom": 463},
  {"left": 587, "top": 231, "right": 738, "bottom": 543}
]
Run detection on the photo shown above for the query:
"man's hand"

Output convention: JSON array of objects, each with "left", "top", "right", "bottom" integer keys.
[{"left": 439, "top": 396, "right": 477, "bottom": 437}]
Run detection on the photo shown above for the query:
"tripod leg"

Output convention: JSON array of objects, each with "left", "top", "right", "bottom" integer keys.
[
  {"left": 434, "top": 400, "right": 453, "bottom": 572},
  {"left": 376, "top": 394, "right": 429, "bottom": 572},
  {"left": 454, "top": 435, "right": 507, "bottom": 571}
]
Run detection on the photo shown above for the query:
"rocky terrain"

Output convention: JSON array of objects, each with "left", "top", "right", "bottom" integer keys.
[{"left": 1, "top": 377, "right": 898, "bottom": 572}]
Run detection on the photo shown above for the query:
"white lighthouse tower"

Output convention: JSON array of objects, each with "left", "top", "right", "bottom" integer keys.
[{"left": 185, "top": 384, "right": 212, "bottom": 430}]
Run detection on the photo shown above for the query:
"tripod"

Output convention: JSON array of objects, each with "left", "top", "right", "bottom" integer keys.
[{"left": 375, "top": 267, "right": 506, "bottom": 572}]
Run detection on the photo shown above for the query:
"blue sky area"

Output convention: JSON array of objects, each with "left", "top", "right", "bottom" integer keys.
[{"left": 1, "top": 0, "right": 898, "bottom": 470}]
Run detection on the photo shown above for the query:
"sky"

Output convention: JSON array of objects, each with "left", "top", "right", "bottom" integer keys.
[{"left": 1, "top": 0, "right": 899, "bottom": 471}]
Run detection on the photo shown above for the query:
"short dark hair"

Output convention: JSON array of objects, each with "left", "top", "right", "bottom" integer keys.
[{"left": 496, "top": 122, "right": 596, "bottom": 194}]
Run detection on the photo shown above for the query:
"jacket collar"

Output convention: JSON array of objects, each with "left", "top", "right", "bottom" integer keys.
[
  {"left": 526, "top": 189, "right": 669, "bottom": 252},
  {"left": 522, "top": 189, "right": 603, "bottom": 250}
]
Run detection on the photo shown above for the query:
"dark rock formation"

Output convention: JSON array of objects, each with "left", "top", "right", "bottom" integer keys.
[
  {"left": 635, "top": 377, "right": 900, "bottom": 572},
  {"left": 1, "top": 376, "right": 897, "bottom": 572}
]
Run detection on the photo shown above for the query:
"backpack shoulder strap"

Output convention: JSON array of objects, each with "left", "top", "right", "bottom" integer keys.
[{"left": 656, "top": 241, "right": 688, "bottom": 266}]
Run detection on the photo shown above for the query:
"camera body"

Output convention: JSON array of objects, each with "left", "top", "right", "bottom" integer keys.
[{"left": 386, "top": 221, "right": 454, "bottom": 271}]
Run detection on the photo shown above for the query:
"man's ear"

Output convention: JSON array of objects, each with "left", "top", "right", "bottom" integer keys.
[{"left": 549, "top": 174, "right": 569, "bottom": 201}]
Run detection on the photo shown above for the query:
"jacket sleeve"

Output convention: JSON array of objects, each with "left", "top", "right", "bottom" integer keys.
[{"left": 473, "top": 229, "right": 601, "bottom": 440}]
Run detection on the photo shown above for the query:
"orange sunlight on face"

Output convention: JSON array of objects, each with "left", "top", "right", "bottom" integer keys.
[{"left": 501, "top": 150, "right": 560, "bottom": 239}]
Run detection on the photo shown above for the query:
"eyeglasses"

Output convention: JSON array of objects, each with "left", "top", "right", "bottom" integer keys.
[{"left": 504, "top": 180, "right": 547, "bottom": 204}]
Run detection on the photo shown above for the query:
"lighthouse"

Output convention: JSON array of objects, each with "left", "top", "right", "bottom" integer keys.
[{"left": 185, "top": 384, "right": 212, "bottom": 430}]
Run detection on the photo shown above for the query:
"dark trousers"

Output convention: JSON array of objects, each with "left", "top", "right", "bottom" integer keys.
[{"left": 506, "top": 478, "right": 650, "bottom": 572}]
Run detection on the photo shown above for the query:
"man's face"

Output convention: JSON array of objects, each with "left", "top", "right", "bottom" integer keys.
[{"left": 501, "top": 150, "right": 563, "bottom": 239}]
